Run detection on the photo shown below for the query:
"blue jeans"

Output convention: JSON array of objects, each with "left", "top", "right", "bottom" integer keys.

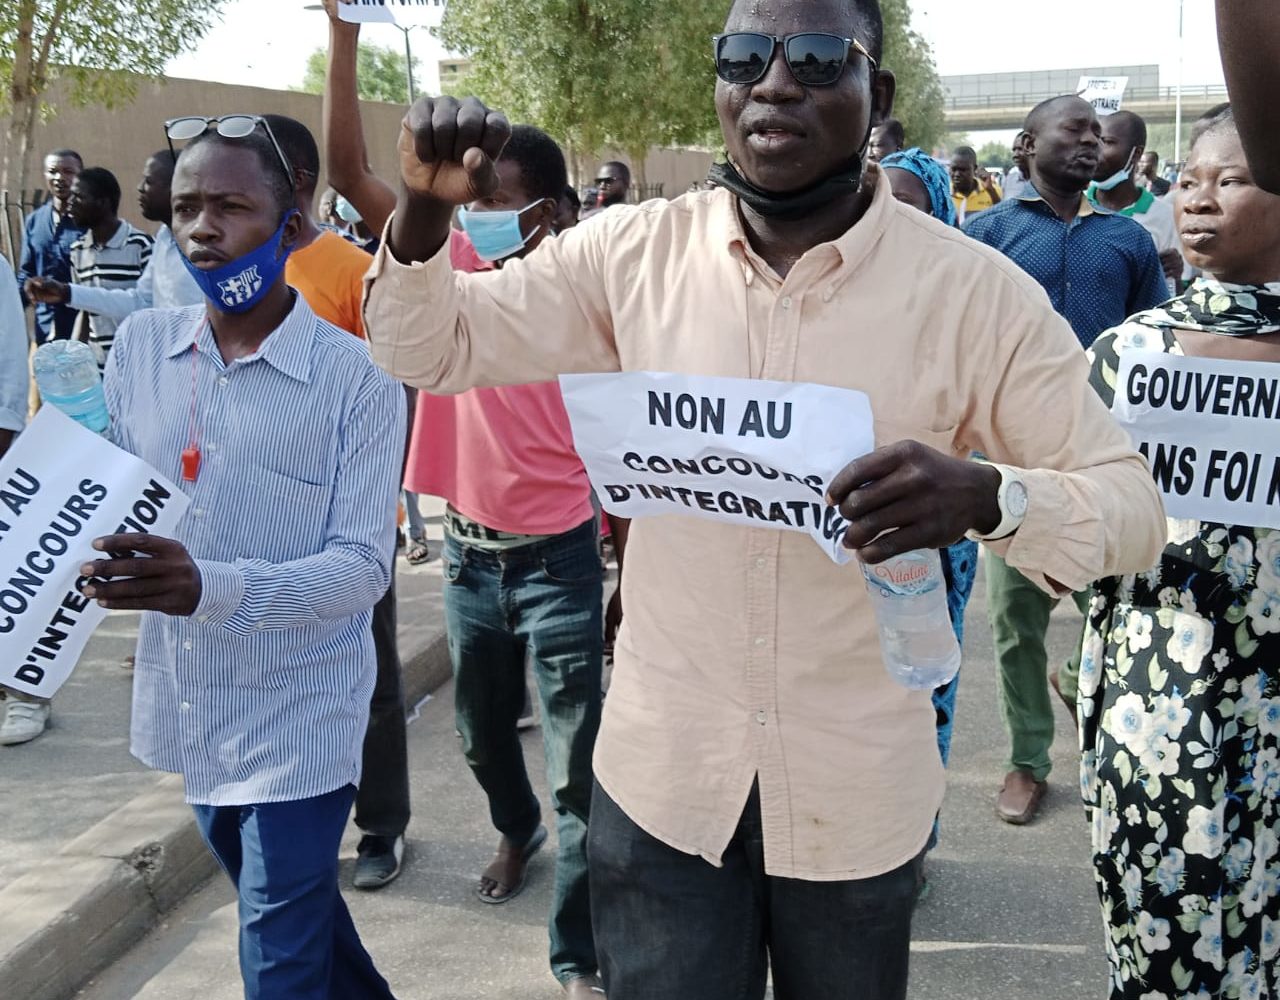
[
  {"left": 403, "top": 490, "right": 427, "bottom": 544},
  {"left": 588, "top": 781, "right": 923, "bottom": 1000},
  {"left": 191, "top": 785, "right": 395, "bottom": 1000},
  {"left": 442, "top": 518, "right": 603, "bottom": 984}
]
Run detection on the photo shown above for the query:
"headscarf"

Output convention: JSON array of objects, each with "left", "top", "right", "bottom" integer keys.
[
  {"left": 1131, "top": 277, "right": 1280, "bottom": 337},
  {"left": 880, "top": 147, "right": 956, "bottom": 228}
]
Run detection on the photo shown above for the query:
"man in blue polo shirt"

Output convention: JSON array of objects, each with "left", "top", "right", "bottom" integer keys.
[
  {"left": 964, "top": 95, "right": 1168, "bottom": 827},
  {"left": 18, "top": 149, "right": 85, "bottom": 344}
]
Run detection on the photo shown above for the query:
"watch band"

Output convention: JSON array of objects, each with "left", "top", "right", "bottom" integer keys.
[{"left": 965, "top": 463, "right": 1027, "bottom": 542}]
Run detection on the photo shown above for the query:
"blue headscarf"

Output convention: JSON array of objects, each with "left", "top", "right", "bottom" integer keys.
[{"left": 881, "top": 147, "right": 957, "bottom": 227}]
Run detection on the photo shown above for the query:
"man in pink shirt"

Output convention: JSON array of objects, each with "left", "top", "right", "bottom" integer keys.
[{"left": 323, "top": 7, "right": 615, "bottom": 996}]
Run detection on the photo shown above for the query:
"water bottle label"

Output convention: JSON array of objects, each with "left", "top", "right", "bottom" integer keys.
[{"left": 863, "top": 558, "right": 941, "bottom": 598}]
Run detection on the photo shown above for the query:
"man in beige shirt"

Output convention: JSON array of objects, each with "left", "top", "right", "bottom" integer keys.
[{"left": 363, "top": 1, "right": 1165, "bottom": 997}]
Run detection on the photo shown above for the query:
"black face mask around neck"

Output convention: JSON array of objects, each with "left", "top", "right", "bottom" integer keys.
[{"left": 707, "top": 155, "right": 866, "bottom": 220}]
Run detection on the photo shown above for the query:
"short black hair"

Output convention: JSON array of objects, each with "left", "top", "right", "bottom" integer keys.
[
  {"left": 562, "top": 185, "right": 581, "bottom": 211},
  {"left": 182, "top": 128, "right": 295, "bottom": 216},
  {"left": 1191, "top": 103, "right": 1236, "bottom": 151},
  {"left": 877, "top": 117, "right": 905, "bottom": 146},
  {"left": 46, "top": 149, "right": 83, "bottom": 166},
  {"left": 261, "top": 114, "right": 320, "bottom": 181},
  {"left": 1106, "top": 110, "right": 1147, "bottom": 151},
  {"left": 76, "top": 167, "right": 121, "bottom": 213},
  {"left": 601, "top": 160, "right": 632, "bottom": 186},
  {"left": 150, "top": 149, "right": 178, "bottom": 169},
  {"left": 500, "top": 125, "right": 568, "bottom": 203},
  {"left": 1024, "top": 94, "right": 1091, "bottom": 135},
  {"left": 952, "top": 145, "right": 977, "bottom": 163}
]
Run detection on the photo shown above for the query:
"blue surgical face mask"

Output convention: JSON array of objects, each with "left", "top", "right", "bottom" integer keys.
[
  {"left": 1095, "top": 148, "right": 1139, "bottom": 192},
  {"left": 457, "top": 201, "right": 545, "bottom": 263},
  {"left": 181, "top": 212, "right": 298, "bottom": 314},
  {"left": 335, "top": 195, "right": 362, "bottom": 225}
]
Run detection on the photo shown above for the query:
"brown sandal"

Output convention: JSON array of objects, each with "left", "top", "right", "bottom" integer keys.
[{"left": 476, "top": 825, "right": 548, "bottom": 904}]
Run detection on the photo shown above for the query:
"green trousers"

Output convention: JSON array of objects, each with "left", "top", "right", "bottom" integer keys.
[{"left": 985, "top": 552, "right": 1089, "bottom": 782}]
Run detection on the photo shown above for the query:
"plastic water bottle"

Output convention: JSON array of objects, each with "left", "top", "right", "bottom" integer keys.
[
  {"left": 862, "top": 549, "right": 961, "bottom": 691},
  {"left": 32, "top": 340, "right": 110, "bottom": 434}
]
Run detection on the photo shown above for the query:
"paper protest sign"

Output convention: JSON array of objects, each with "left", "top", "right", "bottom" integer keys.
[
  {"left": 0, "top": 406, "right": 189, "bottom": 699},
  {"left": 558, "top": 372, "right": 875, "bottom": 564},
  {"left": 337, "top": 0, "right": 447, "bottom": 25},
  {"left": 1112, "top": 350, "right": 1280, "bottom": 529},
  {"left": 1077, "top": 75, "right": 1129, "bottom": 116}
]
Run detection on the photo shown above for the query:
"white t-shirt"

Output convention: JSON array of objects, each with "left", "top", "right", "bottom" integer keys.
[{"left": 1130, "top": 191, "right": 1181, "bottom": 296}]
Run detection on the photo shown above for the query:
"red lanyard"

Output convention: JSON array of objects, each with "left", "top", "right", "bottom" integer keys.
[{"left": 181, "top": 327, "right": 204, "bottom": 483}]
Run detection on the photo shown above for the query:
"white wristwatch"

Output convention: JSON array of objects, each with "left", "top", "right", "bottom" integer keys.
[{"left": 965, "top": 462, "right": 1029, "bottom": 542}]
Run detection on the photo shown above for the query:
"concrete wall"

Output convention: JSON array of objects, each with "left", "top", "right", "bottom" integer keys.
[{"left": 2, "top": 75, "right": 717, "bottom": 262}]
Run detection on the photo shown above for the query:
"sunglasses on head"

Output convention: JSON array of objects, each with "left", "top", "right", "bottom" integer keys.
[
  {"left": 164, "top": 114, "right": 297, "bottom": 193},
  {"left": 712, "top": 32, "right": 877, "bottom": 88}
]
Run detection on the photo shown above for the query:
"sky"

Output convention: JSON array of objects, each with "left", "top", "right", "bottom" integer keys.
[{"left": 166, "top": 0, "right": 1228, "bottom": 126}]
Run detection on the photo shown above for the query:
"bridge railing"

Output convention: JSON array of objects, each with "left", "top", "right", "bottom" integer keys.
[{"left": 944, "top": 84, "right": 1229, "bottom": 110}]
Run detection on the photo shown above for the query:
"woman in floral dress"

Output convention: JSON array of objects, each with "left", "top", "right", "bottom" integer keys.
[{"left": 1081, "top": 108, "right": 1280, "bottom": 999}]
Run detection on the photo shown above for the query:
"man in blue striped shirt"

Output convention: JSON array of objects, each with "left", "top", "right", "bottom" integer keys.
[{"left": 82, "top": 122, "right": 403, "bottom": 999}]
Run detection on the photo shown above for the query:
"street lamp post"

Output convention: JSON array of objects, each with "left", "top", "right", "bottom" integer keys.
[
  {"left": 1174, "top": 0, "right": 1185, "bottom": 166},
  {"left": 396, "top": 24, "right": 417, "bottom": 105},
  {"left": 304, "top": 4, "right": 418, "bottom": 104}
]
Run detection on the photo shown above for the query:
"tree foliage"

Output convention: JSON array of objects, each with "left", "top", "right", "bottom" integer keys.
[
  {"left": 437, "top": 0, "right": 723, "bottom": 185},
  {"left": 977, "top": 140, "right": 1013, "bottom": 170},
  {"left": 438, "top": 0, "right": 946, "bottom": 182},
  {"left": 0, "top": 0, "right": 227, "bottom": 194},
  {"left": 880, "top": 0, "right": 946, "bottom": 153},
  {"left": 297, "top": 41, "right": 418, "bottom": 105}
]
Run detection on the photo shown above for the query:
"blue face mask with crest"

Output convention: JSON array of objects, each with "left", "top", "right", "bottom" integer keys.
[
  {"left": 180, "top": 211, "right": 298, "bottom": 314},
  {"left": 457, "top": 202, "right": 545, "bottom": 263}
]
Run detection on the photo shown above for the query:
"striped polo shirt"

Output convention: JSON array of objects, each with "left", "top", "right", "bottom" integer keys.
[
  {"left": 103, "top": 298, "right": 407, "bottom": 805},
  {"left": 70, "top": 220, "right": 153, "bottom": 358}
]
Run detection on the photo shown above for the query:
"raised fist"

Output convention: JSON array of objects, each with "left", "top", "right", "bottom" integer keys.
[{"left": 398, "top": 96, "right": 512, "bottom": 206}]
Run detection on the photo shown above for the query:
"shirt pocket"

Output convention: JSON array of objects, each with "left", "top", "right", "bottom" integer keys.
[
  {"left": 240, "top": 464, "right": 329, "bottom": 561},
  {"left": 874, "top": 419, "right": 962, "bottom": 459}
]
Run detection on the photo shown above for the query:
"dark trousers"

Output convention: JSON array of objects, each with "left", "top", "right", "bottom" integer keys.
[
  {"left": 355, "top": 578, "right": 411, "bottom": 838},
  {"left": 588, "top": 782, "right": 922, "bottom": 1000},
  {"left": 442, "top": 518, "right": 603, "bottom": 983},
  {"left": 192, "top": 785, "right": 396, "bottom": 1000}
]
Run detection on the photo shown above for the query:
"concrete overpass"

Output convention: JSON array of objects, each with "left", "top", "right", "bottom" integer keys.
[{"left": 944, "top": 84, "right": 1230, "bottom": 131}]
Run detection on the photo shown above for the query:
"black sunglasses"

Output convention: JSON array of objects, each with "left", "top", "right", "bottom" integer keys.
[
  {"left": 712, "top": 32, "right": 877, "bottom": 88},
  {"left": 164, "top": 114, "right": 296, "bottom": 193}
]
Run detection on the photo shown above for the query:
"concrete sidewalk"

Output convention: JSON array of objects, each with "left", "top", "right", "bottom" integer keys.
[
  {"left": 0, "top": 501, "right": 453, "bottom": 1000},
  {"left": 74, "top": 558, "right": 1109, "bottom": 1000}
]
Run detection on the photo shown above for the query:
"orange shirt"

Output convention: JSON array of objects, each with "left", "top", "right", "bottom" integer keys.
[{"left": 287, "top": 231, "right": 373, "bottom": 338}]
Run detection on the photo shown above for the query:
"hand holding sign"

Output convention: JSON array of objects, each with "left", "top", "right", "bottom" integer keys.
[
  {"left": 399, "top": 96, "right": 511, "bottom": 205},
  {"left": 81, "top": 534, "right": 202, "bottom": 615},
  {"left": 827, "top": 442, "right": 1001, "bottom": 563}
]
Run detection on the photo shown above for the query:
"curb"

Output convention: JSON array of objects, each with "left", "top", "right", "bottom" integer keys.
[{"left": 0, "top": 628, "right": 453, "bottom": 1000}]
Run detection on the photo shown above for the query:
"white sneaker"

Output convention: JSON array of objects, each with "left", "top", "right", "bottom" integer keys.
[{"left": 0, "top": 697, "right": 51, "bottom": 745}]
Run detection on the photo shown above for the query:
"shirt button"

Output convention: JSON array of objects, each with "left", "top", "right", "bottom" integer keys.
[
  {"left": 754, "top": 637, "right": 766, "bottom": 648},
  {"left": 182, "top": 639, "right": 193, "bottom": 651},
  {"left": 217, "top": 375, "right": 229, "bottom": 387},
  {"left": 755, "top": 557, "right": 767, "bottom": 569},
  {"left": 756, "top": 711, "right": 768, "bottom": 725},
  {"left": 192, "top": 508, "right": 205, "bottom": 518},
  {"left": 180, "top": 701, "right": 191, "bottom": 712},
  {"left": 197, "top": 614, "right": 209, "bottom": 624},
  {"left": 780, "top": 296, "right": 793, "bottom": 310}
]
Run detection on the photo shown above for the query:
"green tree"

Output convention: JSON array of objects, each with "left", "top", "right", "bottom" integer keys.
[
  {"left": 0, "top": 0, "right": 227, "bottom": 197},
  {"left": 881, "top": 0, "right": 946, "bottom": 153},
  {"left": 297, "top": 41, "right": 417, "bottom": 105},
  {"left": 438, "top": 0, "right": 723, "bottom": 187},
  {"left": 977, "top": 140, "right": 1013, "bottom": 170}
]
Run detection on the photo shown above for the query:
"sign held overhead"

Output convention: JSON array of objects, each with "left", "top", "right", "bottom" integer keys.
[
  {"left": 1077, "top": 75, "right": 1129, "bottom": 116},
  {"left": 336, "top": 0, "right": 448, "bottom": 26}
]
